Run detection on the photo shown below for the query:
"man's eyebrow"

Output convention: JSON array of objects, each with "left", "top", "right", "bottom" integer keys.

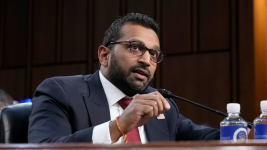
[
  {"left": 130, "top": 39, "right": 143, "bottom": 43},
  {"left": 153, "top": 45, "right": 161, "bottom": 50},
  {"left": 130, "top": 39, "right": 161, "bottom": 50}
]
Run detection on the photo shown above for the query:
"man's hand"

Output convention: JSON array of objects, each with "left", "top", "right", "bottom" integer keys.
[{"left": 109, "top": 91, "right": 170, "bottom": 143}]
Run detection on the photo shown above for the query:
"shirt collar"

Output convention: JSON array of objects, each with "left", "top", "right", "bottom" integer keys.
[{"left": 99, "top": 71, "right": 126, "bottom": 107}]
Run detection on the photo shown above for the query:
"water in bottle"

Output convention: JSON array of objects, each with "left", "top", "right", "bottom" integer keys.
[
  {"left": 254, "top": 100, "right": 267, "bottom": 139},
  {"left": 220, "top": 103, "right": 247, "bottom": 142}
]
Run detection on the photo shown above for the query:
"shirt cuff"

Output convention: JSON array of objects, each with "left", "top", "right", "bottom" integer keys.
[{"left": 92, "top": 121, "right": 112, "bottom": 144}]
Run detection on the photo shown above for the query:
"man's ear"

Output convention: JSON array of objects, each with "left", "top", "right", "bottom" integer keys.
[{"left": 98, "top": 45, "right": 111, "bottom": 67}]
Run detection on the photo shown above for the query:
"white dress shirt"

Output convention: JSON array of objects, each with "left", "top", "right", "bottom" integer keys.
[{"left": 92, "top": 71, "right": 147, "bottom": 144}]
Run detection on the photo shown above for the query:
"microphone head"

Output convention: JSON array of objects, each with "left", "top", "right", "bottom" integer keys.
[{"left": 158, "top": 89, "right": 173, "bottom": 98}]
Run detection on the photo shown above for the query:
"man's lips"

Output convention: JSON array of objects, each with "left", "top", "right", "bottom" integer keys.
[{"left": 132, "top": 68, "right": 149, "bottom": 80}]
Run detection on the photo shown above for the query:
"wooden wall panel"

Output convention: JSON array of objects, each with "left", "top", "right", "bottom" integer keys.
[
  {"left": 93, "top": 0, "right": 120, "bottom": 60},
  {"left": 238, "top": 0, "right": 255, "bottom": 122},
  {"left": 0, "top": 0, "right": 3, "bottom": 67},
  {"left": 162, "top": 53, "right": 230, "bottom": 128},
  {"left": 4, "top": 0, "right": 28, "bottom": 67},
  {"left": 0, "top": 45, "right": 2, "bottom": 67},
  {"left": 254, "top": 0, "right": 267, "bottom": 119},
  {"left": 162, "top": 0, "right": 191, "bottom": 54},
  {"left": 93, "top": 61, "right": 99, "bottom": 73},
  {"left": 32, "top": 0, "right": 57, "bottom": 65},
  {"left": 0, "top": 49, "right": 2, "bottom": 67},
  {"left": 31, "top": 63, "right": 86, "bottom": 94},
  {"left": 0, "top": 69, "right": 26, "bottom": 99},
  {"left": 62, "top": 0, "right": 88, "bottom": 62},
  {"left": 199, "top": 0, "right": 229, "bottom": 51},
  {"left": 127, "top": 0, "right": 154, "bottom": 18}
]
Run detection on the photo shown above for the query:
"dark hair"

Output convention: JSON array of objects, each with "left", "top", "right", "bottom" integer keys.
[
  {"left": 0, "top": 89, "right": 13, "bottom": 106},
  {"left": 102, "top": 13, "right": 159, "bottom": 48}
]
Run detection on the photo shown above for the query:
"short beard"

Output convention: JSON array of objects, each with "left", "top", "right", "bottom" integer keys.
[{"left": 108, "top": 52, "right": 152, "bottom": 97}]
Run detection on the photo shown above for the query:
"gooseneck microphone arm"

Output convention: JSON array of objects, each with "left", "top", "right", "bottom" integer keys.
[{"left": 158, "top": 89, "right": 253, "bottom": 129}]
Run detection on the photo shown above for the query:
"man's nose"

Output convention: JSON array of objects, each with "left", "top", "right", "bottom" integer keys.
[{"left": 137, "top": 51, "right": 151, "bottom": 66}]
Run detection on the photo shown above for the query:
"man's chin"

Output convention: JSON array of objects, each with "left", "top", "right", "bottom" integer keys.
[{"left": 130, "top": 80, "right": 149, "bottom": 91}]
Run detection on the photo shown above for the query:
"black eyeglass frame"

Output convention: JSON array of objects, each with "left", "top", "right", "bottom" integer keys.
[{"left": 106, "top": 40, "right": 166, "bottom": 63}]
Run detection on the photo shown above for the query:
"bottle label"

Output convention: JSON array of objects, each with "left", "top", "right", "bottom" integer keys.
[
  {"left": 255, "top": 124, "right": 267, "bottom": 139},
  {"left": 220, "top": 126, "right": 247, "bottom": 142}
]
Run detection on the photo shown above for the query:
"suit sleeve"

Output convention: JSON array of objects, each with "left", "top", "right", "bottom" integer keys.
[
  {"left": 175, "top": 114, "right": 220, "bottom": 140},
  {"left": 167, "top": 98, "right": 220, "bottom": 140},
  {"left": 28, "top": 78, "right": 94, "bottom": 143}
]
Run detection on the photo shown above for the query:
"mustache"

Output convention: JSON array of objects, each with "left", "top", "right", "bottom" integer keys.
[{"left": 129, "top": 64, "right": 151, "bottom": 78}]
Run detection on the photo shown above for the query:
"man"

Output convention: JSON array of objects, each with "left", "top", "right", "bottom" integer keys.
[{"left": 28, "top": 13, "right": 220, "bottom": 143}]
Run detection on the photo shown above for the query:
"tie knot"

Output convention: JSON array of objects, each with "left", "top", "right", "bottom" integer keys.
[{"left": 118, "top": 98, "right": 132, "bottom": 109}]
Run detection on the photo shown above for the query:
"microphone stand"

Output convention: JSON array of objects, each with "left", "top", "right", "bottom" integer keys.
[{"left": 158, "top": 89, "right": 253, "bottom": 129}]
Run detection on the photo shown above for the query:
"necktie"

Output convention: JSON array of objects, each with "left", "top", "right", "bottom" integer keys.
[{"left": 118, "top": 98, "right": 141, "bottom": 143}]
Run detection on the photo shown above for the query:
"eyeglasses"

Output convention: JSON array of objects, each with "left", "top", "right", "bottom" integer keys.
[{"left": 106, "top": 41, "right": 166, "bottom": 63}]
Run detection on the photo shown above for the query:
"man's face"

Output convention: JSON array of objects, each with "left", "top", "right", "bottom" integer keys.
[{"left": 107, "top": 23, "right": 159, "bottom": 96}]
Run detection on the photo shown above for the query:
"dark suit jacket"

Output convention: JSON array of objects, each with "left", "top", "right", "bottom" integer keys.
[{"left": 28, "top": 70, "right": 220, "bottom": 143}]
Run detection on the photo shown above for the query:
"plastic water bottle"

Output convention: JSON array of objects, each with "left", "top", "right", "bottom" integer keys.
[
  {"left": 220, "top": 103, "right": 247, "bottom": 142},
  {"left": 254, "top": 100, "right": 267, "bottom": 139}
]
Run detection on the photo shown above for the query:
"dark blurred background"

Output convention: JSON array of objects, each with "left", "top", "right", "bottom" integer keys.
[{"left": 0, "top": 0, "right": 266, "bottom": 129}]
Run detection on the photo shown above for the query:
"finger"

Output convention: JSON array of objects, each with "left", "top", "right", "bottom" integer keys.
[
  {"left": 127, "top": 101, "right": 155, "bottom": 117},
  {"left": 134, "top": 95, "right": 162, "bottom": 115},
  {"left": 139, "top": 99, "right": 159, "bottom": 116},
  {"left": 148, "top": 93, "right": 164, "bottom": 113},
  {"left": 142, "top": 105, "right": 154, "bottom": 118},
  {"left": 153, "top": 91, "right": 170, "bottom": 111},
  {"left": 136, "top": 92, "right": 170, "bottom": 112}
]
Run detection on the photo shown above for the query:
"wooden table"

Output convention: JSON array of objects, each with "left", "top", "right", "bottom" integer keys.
[{"left": 1, "top": 140, "right": 267, "bottom": 150}]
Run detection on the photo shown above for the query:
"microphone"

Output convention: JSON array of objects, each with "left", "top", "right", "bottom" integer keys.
[{"left": 158, "top": 89, "right": 253, "bottom": 129}]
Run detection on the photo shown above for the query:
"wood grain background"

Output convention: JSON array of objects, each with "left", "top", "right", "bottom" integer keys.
[{"left": 0, "top": 0, "right": 255, "bottom": 128}]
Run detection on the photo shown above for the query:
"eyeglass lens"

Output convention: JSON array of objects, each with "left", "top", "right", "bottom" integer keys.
[{"left": 130, "top": 41, "right": 163, "bottom": 63}]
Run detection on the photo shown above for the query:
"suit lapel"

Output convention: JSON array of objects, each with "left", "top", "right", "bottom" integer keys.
[
  {"left": 142, "top": 87, "right": 170, "bottom": 141},
  {"left": 83, "top": 70, "right": 111, "bottom": 126},
  {"left": 144, "top": 117, "right": 170, "bottom": 141}
]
